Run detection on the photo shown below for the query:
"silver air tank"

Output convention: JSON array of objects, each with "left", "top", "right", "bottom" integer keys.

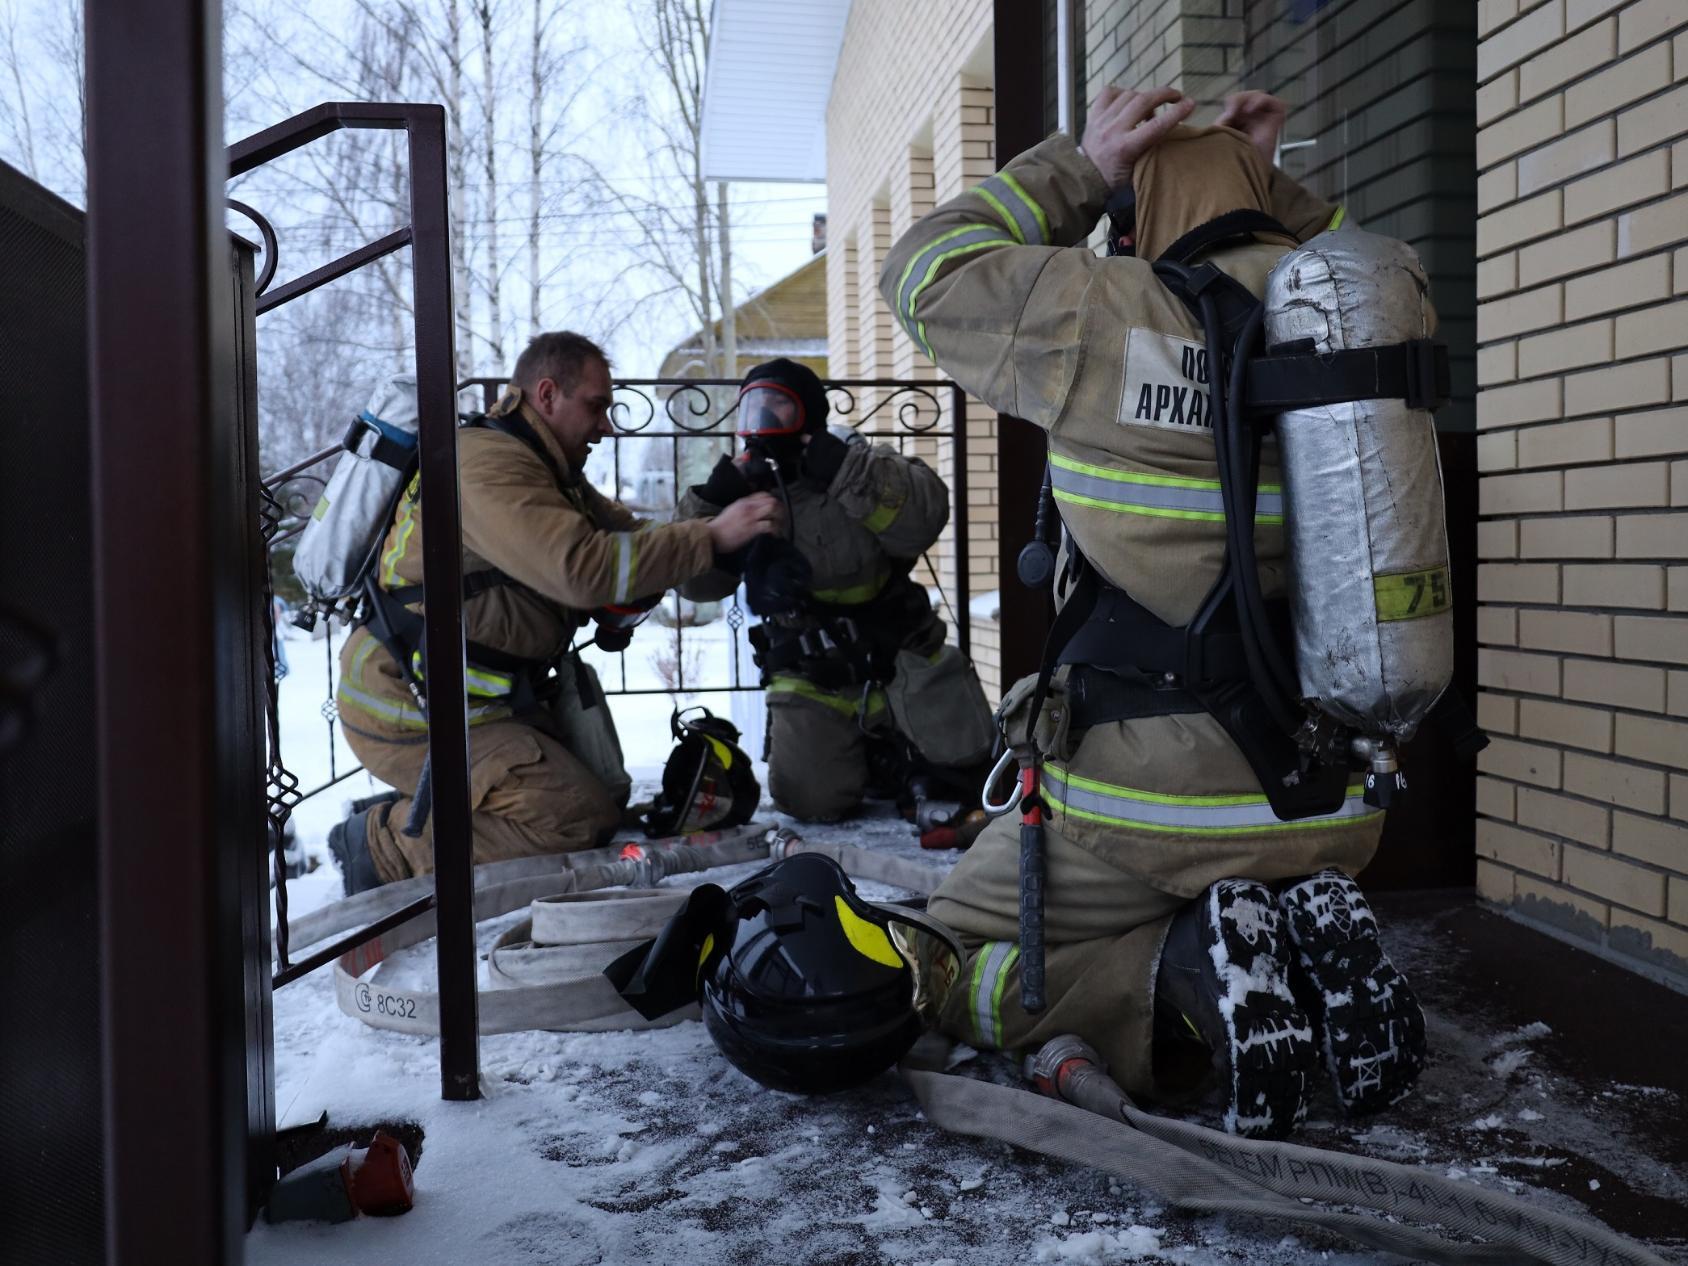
[{"left": 1262, "top": 226, "right": 1453, "bottom": 755}]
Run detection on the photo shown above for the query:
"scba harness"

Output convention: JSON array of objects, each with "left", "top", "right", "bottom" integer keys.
[
  {"left": 360, "top": 408, "right": 582, "bottom": 723},
  {"left": 1022, "top": 211, "right": 1470, "bottom": 822},
  {"left": 1007, "top": 213, "right": 1485, "bottom": 1015}
]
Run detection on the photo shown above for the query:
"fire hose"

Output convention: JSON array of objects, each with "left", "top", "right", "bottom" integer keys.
[
  {"left": 305, "top": 824, "right": 951, "bottom": 1037},
  {"left": 901, "top": 1034, "right": 1667, "bottom": 1266}
]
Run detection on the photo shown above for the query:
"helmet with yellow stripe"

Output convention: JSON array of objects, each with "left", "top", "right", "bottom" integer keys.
[{"left": 698, "top": 852, "right": 962, "bottom": 1095}]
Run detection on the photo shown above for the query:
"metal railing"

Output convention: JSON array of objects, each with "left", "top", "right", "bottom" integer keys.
[
  {"left": 258, "top": 374, "right": 972, "bottom": 983},
  {"left": 231, "top": 101, "right": 481, "bottom": 1100},
  {"left": 460, "top": 375, "right": 973, "bottom": 692}
]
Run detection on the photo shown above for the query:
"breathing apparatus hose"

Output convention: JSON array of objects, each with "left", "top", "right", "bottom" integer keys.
[{"left": 1200, "top": 292, "right": 1302, "bottom": 737}]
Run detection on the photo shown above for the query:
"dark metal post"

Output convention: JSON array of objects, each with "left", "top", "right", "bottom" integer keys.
[
  {"left": 951, "top": 383, "right": 971, "bottom": 660},
  {"left": 406, "top": 110, "right": 480, "bottom": 1100},
  {"left": 994, "top": 0, "right": 1053, "bottom": 686},
  {"left": 87, "top": 0, "right": 242, "bottom": 1259}
]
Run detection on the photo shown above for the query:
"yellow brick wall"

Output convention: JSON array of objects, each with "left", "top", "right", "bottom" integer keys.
[
  {"left": 1475, "top": 0, "right": 1688, "bottom": 986},
  {"left": 827, "top": 0, "right": 1005, "bottom": 698}
]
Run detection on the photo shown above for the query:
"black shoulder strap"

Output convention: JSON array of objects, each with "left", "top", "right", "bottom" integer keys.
[
  {"left": 469, "top": 411, "right": 569, "bottom": 493},
  {"left": 1156, "top": 210, "right": 1293, "bottom": 266}
]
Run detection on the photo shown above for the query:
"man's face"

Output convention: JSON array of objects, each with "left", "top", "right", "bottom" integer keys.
[{"left": 533, "top": 356, "right": 615, "bottom": 469}]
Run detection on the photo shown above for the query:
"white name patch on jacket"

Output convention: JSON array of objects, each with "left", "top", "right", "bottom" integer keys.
[{"left": 1116, "top": 329, "right": 1213, "bottom": 433}]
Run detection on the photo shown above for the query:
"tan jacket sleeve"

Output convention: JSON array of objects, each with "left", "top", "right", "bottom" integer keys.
[
  {"left": 880, "top": 131, "right": 1116, "bottom": 429},
  {"left": 1268, "top": 166, "right": 1343, "bottom": 242},
  {"left": 459, "top": 433, "right": 714, "bottom": 608},
  {"left": 826, "top": 441, "right": 949, "bottom": 559},
  {"left": 671, "top": 485, "right": 741, "bottom": 602}
]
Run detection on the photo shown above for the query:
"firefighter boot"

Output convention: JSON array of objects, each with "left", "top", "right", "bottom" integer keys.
[
  {"left": 1155, "top": 879, "right": 1317, "bottom": 1139},
  {"left": 1277, "top": 869, "right": 1426, "bottom": 1116},
  {"left": 328, "top": 807, "right": 385, "bottom": 897}
]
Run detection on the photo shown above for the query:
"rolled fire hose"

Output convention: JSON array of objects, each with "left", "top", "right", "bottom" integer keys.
[
  {"left": 317, "top": 823, "right": 954, "bottom": 1036},
  {"left": 318, "top": 823, "right": 777, "bottom": 1036},
  {"left": 900, "top": 1033, "right": 1667, "bottom": 1266}
]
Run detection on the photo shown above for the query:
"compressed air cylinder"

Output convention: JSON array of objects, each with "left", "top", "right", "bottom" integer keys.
[{"left": 1262, "top": 226, "right": 1453, "bottom": 742}]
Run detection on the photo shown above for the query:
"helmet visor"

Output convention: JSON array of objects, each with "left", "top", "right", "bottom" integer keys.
[{"left": 736, "top": 382, "right": 806, "bottom": 437}]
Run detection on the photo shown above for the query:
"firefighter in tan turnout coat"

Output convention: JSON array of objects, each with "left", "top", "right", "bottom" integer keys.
[
  {"left": 329, "top": 332, "right": 784, "bottom": 890},
  {"left": 675, "top": 358, "right": 996, "bottom": 823},
  {"left": 884, "top": 88, "right": 1430, "bottom": 1138}
]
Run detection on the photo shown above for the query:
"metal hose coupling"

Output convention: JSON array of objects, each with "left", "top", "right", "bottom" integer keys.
[
  {"left": 1025, "top": 1034, "right": 1103, "bottom": 1100},
  {"left": 767, "top": 825, "right": 804, "bottom": 860}
]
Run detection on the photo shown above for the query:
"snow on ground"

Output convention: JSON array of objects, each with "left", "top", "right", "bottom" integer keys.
[{"left": 258, "top": 620, "right": 1687, "bottom": 1266}]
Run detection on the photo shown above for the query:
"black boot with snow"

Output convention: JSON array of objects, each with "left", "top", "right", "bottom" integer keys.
[
  {"left": 328, "top": 807, "right": 385, "bottom": 897},
  {"left": 1156, "top": 879, "right": 1316, "bottom": 1139},
  {"left": 1277, "top": 869, "right": 1425, "bottom": 1116}
]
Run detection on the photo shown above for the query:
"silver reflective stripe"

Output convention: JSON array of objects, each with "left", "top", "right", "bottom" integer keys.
[
  {"left": 1044, "top": 763, "right": 1377, "bottom": 834},
  {"left": 895, "top": 225, "right": 1015, "bottom": 343},
  {"left": 975, "top": 174, "right": 1048, "bottom": 246},
  {"left": 1049, "top": 455, "right": 1284, "bottom": 524},
  {"left": 971, "top": 940, "right": 1019, "bottom": 1047},
  {"left": 611, "top": 532, "right": 634, "bottom": 603}
]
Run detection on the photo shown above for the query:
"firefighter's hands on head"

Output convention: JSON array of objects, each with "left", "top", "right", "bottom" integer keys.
[
  {"left": 1080, "top": 86, "right": 1197, "bottom": 191},
  {"left": 1215, "top": 90, "right": 1288, "bottom": 165},
  {"left": 707, "top": 491, "right": 786, "bottom": 552}
]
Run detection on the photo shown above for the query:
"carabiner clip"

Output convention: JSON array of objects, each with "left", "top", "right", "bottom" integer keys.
[{"left": 980, "top": 746, "right": 1019, "bottom": 816}]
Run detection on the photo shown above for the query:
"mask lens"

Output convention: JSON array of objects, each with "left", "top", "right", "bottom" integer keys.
[{"left": 737, "top": 384, "right": 804, "bottom": 436}]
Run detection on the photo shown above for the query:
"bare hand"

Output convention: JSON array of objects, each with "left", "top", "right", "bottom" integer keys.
[
  {"left": 707, "top": 492, "right": 785, "bottom": 553},
  {"left": 1215, "top": 90, "right": 1288, "bottom": 165},
  {"left": 1079, "top": 86, "right": 1197, "bottom": 191}
]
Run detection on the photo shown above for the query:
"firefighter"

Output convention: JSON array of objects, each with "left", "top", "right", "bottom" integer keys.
[
  {"left": 674, "top": 358, "right": 996, "bottom": 823},
  {"left": 881, "top": 89, "right": 1428, "bottom": 1137},
  {"left": 328, "top": 331, "right": 784, "bottom": 893}
]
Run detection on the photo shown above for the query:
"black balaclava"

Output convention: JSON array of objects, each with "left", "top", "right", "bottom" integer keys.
[{"left": 737, "top": 357, "right": 829, "bottom": 468}]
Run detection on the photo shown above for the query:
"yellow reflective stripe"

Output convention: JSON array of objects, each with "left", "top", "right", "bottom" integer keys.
[
  {"left": 381, "top": 474, "right": 421, "bottom": 586},
  {"left": 1052, "top": 488, "right": 1227, "bottom": 523},
  {"left": 995, "top": 171, "right": 1050, "bottom": 244},
  {"left": 861, "top": 501, "right": 901, "bottom": 534},
  {"left": 1051, "top": 452, "right": 1282, "bottom": 494},
  {"left": 894, "top": 224, "right": 997, "bottom": 332},
  {"left": 1049, "top": 453, "right": 1285, "bottom": 524},
  {"left": 972, "top": 184, "right": 1025, "bottom": 244},
  {"left": 1043, "top": 762, "right": 1378, "bottom": 833},
  {"left": 610, "top": 532, "right": 640, "bottom": 604},
  {"left": 410, "top": 649, "right": 516, "bottom": 700},
  {"left": 811, "top": 570, "right": 890, "bottom": 605},
  {"left": 767, "top": 675, "right": 887, "bottom": 718},
  {"left": 989, "top": 943, "right": 1020, "bottom": 1048},
  {"left": 970, "top": 940, "right": 1020, "bottom": 1047},
  {"left": 912, "top": 239, "right": 1016, "bottom": 358},
  {"left": 1328, "top": 205, "right": 1347, "bottom": 230}
]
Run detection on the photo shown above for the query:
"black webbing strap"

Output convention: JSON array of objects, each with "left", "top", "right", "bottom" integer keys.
[
  {"left": 1247, "top": 339, "right": 1450, "bottom": 413},
  {"left": 372, "top": 584, "right": 545, "bottom": 678},
  {"left": 1056, "top": 583, "right": 1251, "bottom": 686},
  {"left": 385, "top": 566, "right": 518, "bottom": 608},
  {"left": 470, "top": 409, "right": 569, "bottom": 491},
  {"left": 1067, "top": 666, "right": 1203, "bottom": 728},
  {"left": 1157, "top": 209, "right": 1294, "bottom": 265}
]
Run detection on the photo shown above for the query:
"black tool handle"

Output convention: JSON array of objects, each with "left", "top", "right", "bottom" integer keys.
[
  {"left": 1019, "top": 819, "right": 1046, "bottom": 1013},
  {"left": 403, "top": 753, "right": 433, "bottom": 838}
]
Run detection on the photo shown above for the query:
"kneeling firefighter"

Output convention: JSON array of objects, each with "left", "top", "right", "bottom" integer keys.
[
  {"left": 879, "top": 87, "right": 1482, "bottom": 1139},
  {"left": 674, "top": 358, "right": 996, "bottom": 824},
  {"left": 316, "top": 332, "right": 784, "bottom": 893}
]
